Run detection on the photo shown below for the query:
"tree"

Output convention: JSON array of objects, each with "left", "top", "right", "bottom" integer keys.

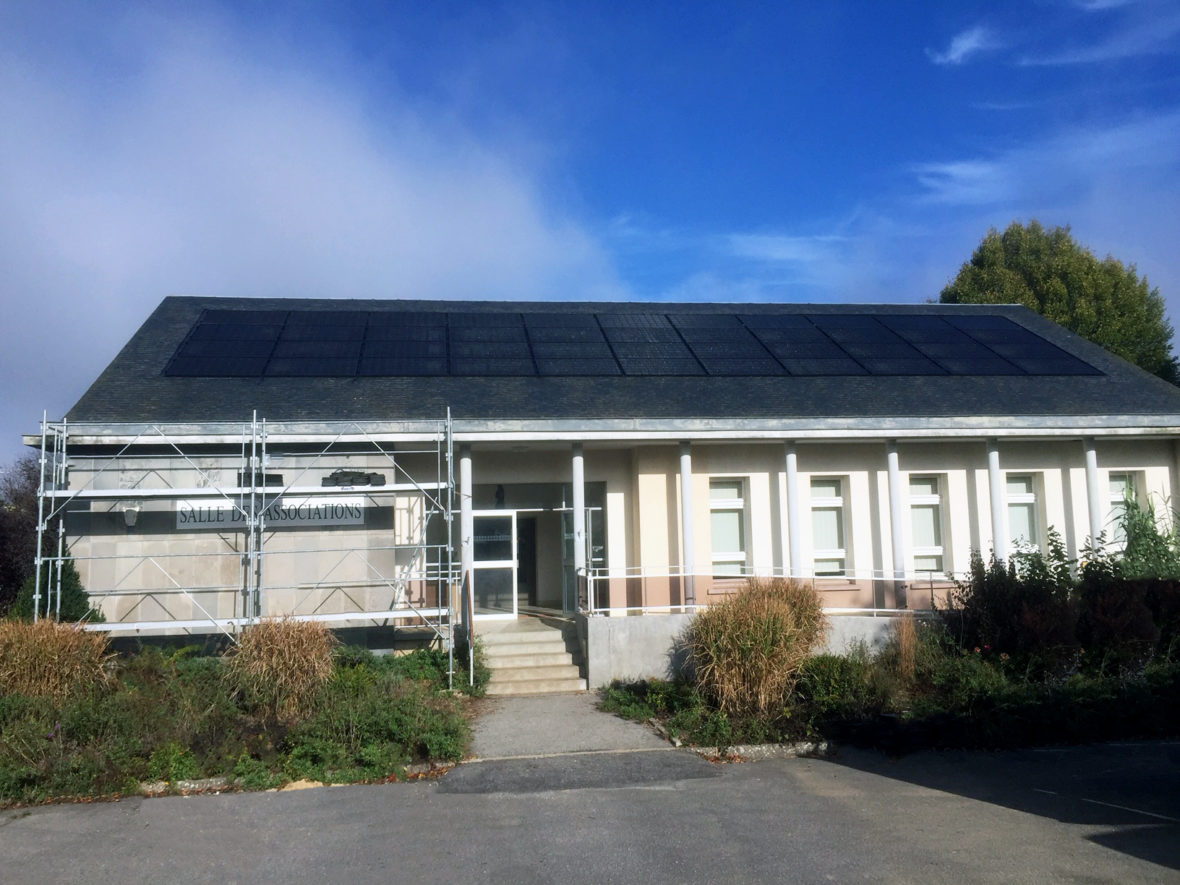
[
  {"left": 940, "top": 220, "right": 1177, "bottom": 382},
  {"left": 0, "top": 453, "right": 45, "bottom": 614}
]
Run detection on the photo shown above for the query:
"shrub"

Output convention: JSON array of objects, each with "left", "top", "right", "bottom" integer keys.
[
  {"left": 688, "top": 578, "right": 827, "bottom": 718},
  {"left": 10, "top": 561, "right": 103, "bottom": 623},
  {"left": 0, "top": 619, "right": 111, "bottom": 702},
  {"left": 795, "top": 647, "right": 890, "bottom": 725},
  {"left": 224, "top": 618, "right": 336, "bottom": 722},
  {"left": 942, "top": 536, "right": 1078, "bottom": 678}
]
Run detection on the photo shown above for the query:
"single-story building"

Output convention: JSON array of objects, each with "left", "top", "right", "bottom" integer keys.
[{"left": 26, "top": 296, "right": 1180, "bottom": 691}]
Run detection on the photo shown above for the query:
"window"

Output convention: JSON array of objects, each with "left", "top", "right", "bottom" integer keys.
[
  {"left": 909, "top": 475, "right": 944, "bottom": 574},
  {"left": 709, "top": 479, "right": 747, "bottom": 576},
  {"left": 810, "top": 477, "right": 847, "bottom": 576},
  {"left": 1006, "top": 474, "right": 1039, "bottom": 550},
  {"left": 1108, "top": 472, "right": 1137, "bottom": 546}
]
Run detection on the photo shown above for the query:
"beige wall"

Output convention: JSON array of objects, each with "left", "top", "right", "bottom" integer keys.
[{"left": 60, "top": 434, "right": 1180, "bottom": 623}]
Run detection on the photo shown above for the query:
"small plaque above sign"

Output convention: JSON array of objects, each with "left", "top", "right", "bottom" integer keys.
[{"left": 176, "top": 496, "right": 365, "bottom": 530}]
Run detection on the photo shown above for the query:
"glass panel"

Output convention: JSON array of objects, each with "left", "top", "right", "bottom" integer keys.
[
  {"left": 1006, "top": 475, "right": 1034, "bottom": 496},
  {"left": 473, "top": 516, "right": 513, "bottom": 561},
  {"left": 710, "top": 480, "right": 743, "bottom": 501},
  {"left": 473, "top": 567, "right": 515, "bottom": 616},
  {"left": 914, "top": 555, "right": 943, "bottom": 573},
  {"left": 814, "top": 558, "right": 845, "bottom": 576},
  {"left": 711, "top": 509, "right": 744, "bottom": 553},
  {"left": 812, "top": 507, "right": 844, "bottom": 549},
  {"left": 713, "top": 562, "right": 744, "bottom": 577},
  {"left": 1109, "top": 473, "right": 1132, "bottom": 500},
  {"left": 1009, "top": 502, "right": 1036, "bottom": 544},
  {"left": 912, "top": 504, "right": 942, "bottom": 548},
  {"left": 811, "top": 477, "right": 841, "bottom": 499},
  {"left": 909, "top": 475, "right": 938, "bottom": 496}
]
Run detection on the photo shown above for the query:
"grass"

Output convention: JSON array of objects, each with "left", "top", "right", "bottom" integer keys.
[
  {"left": 687, "top": 578, "right": 826, "bottom": 719},
  {"left": 0, "top": 619, "right": 112, "bottom": 702},
  {"left": 224, "top": 618, "right": 336, "bottom": 721},
  {"left": 0, "top": 627, "right": 480, "bottom": 807}
]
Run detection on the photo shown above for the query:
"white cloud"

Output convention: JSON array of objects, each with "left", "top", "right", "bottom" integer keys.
[
  {"left": 926, "top": 26, "right": 1002, "bottom": 66},
  {"left": 0, "top": 7, "right": 624, "bottom": 458},
  {"left": 1019, "top": 11, "right": 1180, "bottom": 65}
]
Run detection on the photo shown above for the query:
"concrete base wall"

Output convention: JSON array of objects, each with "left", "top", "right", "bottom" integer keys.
[
  {"left": 582, "top": 612, "right": 903, "bottom": 688},
  {"left": 582, "top": 613, "right": 695, "bottom": 688}
]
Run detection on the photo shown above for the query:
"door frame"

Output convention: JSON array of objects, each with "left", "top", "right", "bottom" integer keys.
[{"left": 471, "top": 509, "right": 518, "bottom": 620}]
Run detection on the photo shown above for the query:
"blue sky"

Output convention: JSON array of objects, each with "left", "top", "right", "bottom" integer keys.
[{"left": 1, "top": 0, "right": 1179, "bottom": 457}]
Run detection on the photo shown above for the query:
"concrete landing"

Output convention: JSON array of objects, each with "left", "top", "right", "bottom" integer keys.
[{"left": 467, "top": 691, "right": 671, "bottom": 760}]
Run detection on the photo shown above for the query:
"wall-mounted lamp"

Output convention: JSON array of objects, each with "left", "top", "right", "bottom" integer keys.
[{"left": 121, "top": 501, "right": 141, "bottom": 529}]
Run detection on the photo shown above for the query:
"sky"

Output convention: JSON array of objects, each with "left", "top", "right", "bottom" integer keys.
[{"left": 2, "top": 0, "right": 1179, "bottom": 460}]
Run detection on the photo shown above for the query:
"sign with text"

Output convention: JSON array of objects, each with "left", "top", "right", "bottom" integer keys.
[{"left": 176, "top": 496, "right": 365, "bottom": 529}]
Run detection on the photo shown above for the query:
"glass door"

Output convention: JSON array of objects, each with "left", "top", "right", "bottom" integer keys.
[{"left": 472, "top": 511, "right": 517, "bottom": 619}]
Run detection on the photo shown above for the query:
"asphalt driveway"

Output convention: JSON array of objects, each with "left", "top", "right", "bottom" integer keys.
[{"left": 1, "top": 740, "right": 1177, "bottom": 884}]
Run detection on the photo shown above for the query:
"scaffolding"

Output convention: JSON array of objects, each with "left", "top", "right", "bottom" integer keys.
[{"left": 32, "top": 413, "right": 457, "bottom": 677}]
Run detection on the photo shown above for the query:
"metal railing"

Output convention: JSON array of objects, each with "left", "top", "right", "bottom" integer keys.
[{"left": 581, "top": 565, "right": 959, "bottom": 616}]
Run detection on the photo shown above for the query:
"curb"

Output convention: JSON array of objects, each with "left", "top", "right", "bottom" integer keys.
[{"left": 647, "top": 717, "right": 836, "bottom": 761}]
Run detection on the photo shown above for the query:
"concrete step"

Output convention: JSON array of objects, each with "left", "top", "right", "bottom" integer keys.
[
  {"left": 487, "top": 663, "right": 583, "bottom": 683},
  {"left": 481, "top": 638, "right": 572, "bottom": 657},
  {"left": 483, "top": 651, "right": 578, "bottom": 668},
  {"left": 486, "top": 676, "right": 588, "bottom": 696}
]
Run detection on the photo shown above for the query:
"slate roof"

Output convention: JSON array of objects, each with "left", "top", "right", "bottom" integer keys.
[{"left": 64, "top": 296, "right": 1180, "bottom": 427}]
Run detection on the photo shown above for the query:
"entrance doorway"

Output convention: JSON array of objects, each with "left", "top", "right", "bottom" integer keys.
[{"left": 472, "top": 510, "right": 517, "bottom": 619}]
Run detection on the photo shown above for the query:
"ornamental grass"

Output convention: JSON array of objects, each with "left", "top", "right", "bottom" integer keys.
[
  {"left": 688, "top": 577, "right": 827, "bottom": 718},
  {"left": 0, "top": 619, "right": 112, "bottom": 703},
  {"left": 223, "top": 617, "right": 337, "bottom": 722}
]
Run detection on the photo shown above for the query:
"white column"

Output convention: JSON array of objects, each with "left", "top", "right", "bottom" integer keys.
[
  {"left": 572, "top": 442, "right": 586, "bottom": 577},
  {"left": 1084, "top": 438, "right": 1103, "bottom": 545},
  {"left": 459, "top": 445, "right": 474, "bottom": 624},
  {"left": 987, "top": 439, "right": 1007, "bottom": 563},
  {"left": 680, "top": 441, "right": 696, "bottom": 605},
  {"left": 784, "top": 442, "right": 802, "bottom": 578},
  {"left": 886, "top": 440, "right": 908, "bottom": 608}
]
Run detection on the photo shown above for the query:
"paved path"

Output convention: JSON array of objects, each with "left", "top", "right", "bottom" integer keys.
[{"left": 467, "top": 691, "right": 671, "bottom": 760}]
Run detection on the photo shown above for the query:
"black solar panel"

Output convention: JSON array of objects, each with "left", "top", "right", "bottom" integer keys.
[
  {"left": 452, "top": 358, "right": 537, "bottom": 375},
  {"left": 366, "top": 324, "right": 447, "bottom": 341},
  {"left": 267, "top": 358, "right": 358, "bottom": 376},
  {"left": 166, "top": 356, "right": 269, "bottom": 376},
  {"left": 536, "top": 358, "right": 622, "bottom": 375},
  {"left": 934, "top": 358, "right": 1026, "bottom": 375},
  {"left": 163, "top": 308, "right": 1101, "bottom": 379},
  {"left": 618, "top": 358, "right": 704, "bottom": 375},
  {"left": 281, "top": 325, "right": 365, "bottom": 341},
  {"left": 530, "top": 342, "right": 615, "bottom": 359},
  {"left": 451, "top": 341, "right": 532, "bottom": 358},
  {"left": 285, "top": 310, "right": 368, "bottom": 327},
  {"left": 357, "top": 357, "right": 448, "bottom": 376},
  {"left": 523, "top": 312, "right": 600, "bottom": 328},
  {"left": 188, "top": 323, "right": 283, "bottom": 342},
  {"left": 699, "top": 358, "right": 785, "bottom": 375},
  {"left": 177, "top": 338, "right": 275, "bottom": 358},
  {"left": 597, "top": 313, "right": 672, "bottom": 328},
  {"left": 272, "top": 340, "right": 361, "bottom": 359},
  {"left": 527, "top": 325, "right": 607, "bottom": 343},
  {"left": 779, "top": 358, "right": 867, "bottom": 375},
  {"left": 362, "top": 339, "right": 446, "bottom": 358}
]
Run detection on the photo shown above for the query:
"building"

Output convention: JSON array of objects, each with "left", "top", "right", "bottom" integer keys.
[{"left": 26, "top": 296, "right": 1180, "bottom": 690}]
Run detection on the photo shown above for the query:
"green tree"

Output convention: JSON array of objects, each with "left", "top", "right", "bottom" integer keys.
[
  {"left": 941, "top": 220, "right": 1177, "bottom": 382},
  {"left": 0, "top": 453, "right": 46, "bottom": 614}
]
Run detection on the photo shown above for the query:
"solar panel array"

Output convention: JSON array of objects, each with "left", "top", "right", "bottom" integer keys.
[{"left": 164, "top": 309, "right": 1101, "bottom": 378}]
